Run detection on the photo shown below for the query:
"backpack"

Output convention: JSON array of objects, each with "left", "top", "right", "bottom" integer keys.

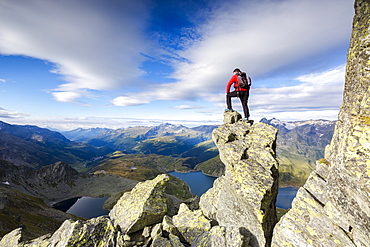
[{"left": 237, "top": 72, "right": 252, "bottom": 89}]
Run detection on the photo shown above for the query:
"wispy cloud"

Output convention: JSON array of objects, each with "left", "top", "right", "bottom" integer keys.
[
  {"left": 172, "top": 105, "right": 204, "bottom": 109},
  {"left": 0, "top": 0, "right": 151, "bottom": 102},
  {"left": 0, "top": 0, "right": 353, "bottom": 123},
  {"left": 2, "top": 115, "right": 221, "bottom": 131},
  {"left": 249, "top": 64, "right": 345, "bottom": 120},
  {"left": 111, "top": 96, "right": 150, "bottom": 107},
  {"left": 52, "top": 91, "right": 82, "bottom": 103},
  {"left": 0, "top": 79, "right": 5, "bottom": 83},
  {"left": 0, "top": 107, "right": 29, "bottom": 118},
  {"left": 114, "top": 0, "right": 353, "bottom": 107}
]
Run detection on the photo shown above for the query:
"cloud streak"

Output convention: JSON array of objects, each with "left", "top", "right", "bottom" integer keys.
[
  {"left": 0, "top": 107, "right": 29, "bottom": 118},
  {"left": 0, "top": 0, "right": 151, "bottom": 102},
  {"left": 112, "top": 0, "right": 353, "bottom": 106},
  {"left": 0, "top": 0, "right": 354, "bottom": 123},
  {"left": 172, "top": 105, "right": 204, "bottom": 109},
  {"left": 249, "top": 64, "right": 345, "bottom": 119}
]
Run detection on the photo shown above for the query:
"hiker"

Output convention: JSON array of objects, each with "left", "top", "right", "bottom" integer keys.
[{"left": 225, "top": 68, "right": 250, "bottom": 120}]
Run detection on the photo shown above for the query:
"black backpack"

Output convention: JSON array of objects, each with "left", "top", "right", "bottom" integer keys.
[{"left": 237, "top": 72, "right": 252, "bottom": 89}]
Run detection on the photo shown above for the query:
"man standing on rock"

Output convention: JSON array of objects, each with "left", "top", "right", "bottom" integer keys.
[{"left": 225, "top": 68, "right": 250, "bottom": 120}]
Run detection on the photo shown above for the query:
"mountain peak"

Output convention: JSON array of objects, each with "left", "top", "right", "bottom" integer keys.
[{"left": 261, "top": 117, "right": 336, "bottom": 130}]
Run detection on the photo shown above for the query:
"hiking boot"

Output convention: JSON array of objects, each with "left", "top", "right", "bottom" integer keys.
[{"left": 224, "top": 108, "right": 233, "bottom": 112}]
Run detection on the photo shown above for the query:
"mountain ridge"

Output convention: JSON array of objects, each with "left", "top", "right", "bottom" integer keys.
[{"left": 0, "top": 121, "right": 112, "bottom": 168}]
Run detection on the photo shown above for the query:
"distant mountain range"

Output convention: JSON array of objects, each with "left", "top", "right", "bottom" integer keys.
[
  {"left": 62, "top": 123, "right": 219, "bottom": 168},
  {"left": 0, "top": 121, "right": 112, "bottom": 168},
  {"left": 260, "top": 118, "right": 336, "bottom": 186},
  {"left": 0, "top": 119, "right": 335, "bottom": 186}
]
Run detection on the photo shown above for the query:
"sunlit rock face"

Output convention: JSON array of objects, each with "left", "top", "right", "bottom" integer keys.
[
  {"left": 109, "top": 174, "right": 170, "bottom": 234},
  {"left": 200, "top": 110, "right": 279, "bottom": 247},
  {"left": 272, "top": 1, "right": 370, "bottom": 246}
]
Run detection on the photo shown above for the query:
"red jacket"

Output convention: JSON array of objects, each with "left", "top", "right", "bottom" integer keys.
[{"left": 226, "top": 74, "right": 248, "bottom": 93}]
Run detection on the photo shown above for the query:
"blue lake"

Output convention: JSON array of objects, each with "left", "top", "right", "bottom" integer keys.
[
  {"left": 168, "top": 171, "right": 217, "bottom": 197},
  {"left": 169, "top": 171, "right": 298, "bottom": 209},
  {"left": 54, "top": 171, "right": 298, "bottom": 218},
  {"left": 53, "top": 197, "right": 109, "bottom": 219},
  {"left": 275, "top": 187, "right": 299, "bottom": 209}
]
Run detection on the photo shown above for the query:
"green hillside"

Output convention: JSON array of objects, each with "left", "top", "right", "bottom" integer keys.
[
  {"left": 0, "top": 185, "right": 79, "bottom": 241},
  {"left": 91, "top": 152, "right": 198, "bottom": 181}
]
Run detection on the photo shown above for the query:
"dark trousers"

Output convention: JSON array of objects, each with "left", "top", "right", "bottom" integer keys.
[{"left": 226, "top": 90, "right": 250, "bottom": 118}]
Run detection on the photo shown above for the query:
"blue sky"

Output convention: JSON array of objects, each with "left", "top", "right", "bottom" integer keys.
[{"left": 0, "top": 0, "right": 354, "bottom": 130}]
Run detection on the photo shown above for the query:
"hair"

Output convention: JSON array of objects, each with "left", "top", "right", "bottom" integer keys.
[{"left": 233, "top": 68, "right": 241, "bottom": 73}]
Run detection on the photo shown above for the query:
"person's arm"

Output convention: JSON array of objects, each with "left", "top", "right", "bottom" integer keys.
[{"left": 226, "top": 75, "right": 236, "bottom": 93}]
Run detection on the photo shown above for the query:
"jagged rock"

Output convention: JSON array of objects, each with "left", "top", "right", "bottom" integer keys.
[
  {"left": 150, "top": 223, "right": 163, "bottom": 239},
  {"left": 223, "top": 111, "right": 242, "bottom": 124},
  {"left": 149, "top": 221, "right": 185, "bottom": 247},
  {"left": 172, "top": 203, "right": 211, "bottom": 245},
  {"left": 199, "top": 176, "right": 224, "bottom": 220},
  {"left": 109, "top": 174, "right": 170, "bottom": 234},
  {"left": 272, "top": 1, "right": 370, "bottom": 246},
  {"left": 192, "top": 226, "right": 250, "bottom": 247},
  {"left": 23, "top": 217, "right": 119, "bottom": 247},
  {"left": 162, "top": 215, "right": 183, "bottom": 241},
  {"left": 201, "top": 112, "right": 278, "bottom": 247},
  {"left": 152, "top": 236, "right": 172, "bottom": 247},
  {"left": 0, "top": 227, "right": 22, "bottom": 247},
  {"left": 168, "top": 234, "right": 184, "bottom": 247},
  {"left": 37, "top": 161, "right": 79, "bottom": 184}
]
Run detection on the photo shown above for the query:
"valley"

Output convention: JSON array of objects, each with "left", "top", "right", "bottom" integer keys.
[{"left": 0, "top": 118, "right": 335, "bottom": 240}]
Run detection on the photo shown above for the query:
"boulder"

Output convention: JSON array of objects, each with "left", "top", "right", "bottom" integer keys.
[
  {"left": 22, "top": 217, "right": 118, "bottom": 247},
  {"left": 172, "top": 203, "right": 211, "bottom": 245},
  {"left": 223, "top": 111, "right": 242, "bottom": 124},
  {"left": 0, "top": 228, "right": 23, "bottom": 247},
  {"left": 192, "top": 226, "right": 250, "bottom": 247},
  {"left": 109, "top": 174, "right": 170, "bottom": 234}
]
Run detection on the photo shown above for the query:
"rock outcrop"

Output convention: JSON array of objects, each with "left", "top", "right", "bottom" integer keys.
[
  {"left": 272, "top": 0, "right": 370, "bottom": 246},
  {"left": 4, "top": 1, "right": 369, "bottom": 244},
  {"left": 109, "top": 174, "right": 170, "bottom": 234},
  {"left": 200, "top": 111, "right": 279, "bottom": 247},
  {"left": 0, "top": 111, "right": 279, "bottom": 247}
]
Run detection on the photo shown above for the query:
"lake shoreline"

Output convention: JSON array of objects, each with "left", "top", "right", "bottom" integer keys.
[{"left": 168, "top": 170, "right": 302, "bottom": 189}]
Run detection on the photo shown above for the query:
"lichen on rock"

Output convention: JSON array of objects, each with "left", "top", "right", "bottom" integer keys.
[
  {"left": 109, "top": 174, "right": 170, "bottom": 234},
  {"left": 172, "top": 203, "right": 211, "bottom": 245},
  {"left": 201, "top": 110, "right": 279, "bottom": 247}
]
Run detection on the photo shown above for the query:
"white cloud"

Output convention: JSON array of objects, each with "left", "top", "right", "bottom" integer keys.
[
  {"left": 111, "top": 96, "right": 150, "bottom": 106},
  {"left": 118, "top": 0, "right": 353, "bottom": 104},
  {"left": 0, "top": 108, "right": 29, "bottom": 118},
  {"left": 294, "top": 65, "right": 346, "bottom": 85},
  {"left": 172, "top": 105, "right": 203, "bottom": 109},
  {"left": 0, "top": 0, "right": 150, "bottom": 95},
  {"left": 52, "top": 91, "right": 82, "bottom": 103},
  {"left": 0, "top": 79, "right": 5, "bottom": 83},
  {"left": 249, "top": 64, "right": 345, "bottom": 116},
  {"left": 1, "top": 115, "right": 222, "bottom": 131},
  {"left": 0, "top": 0, "right": 354, "bottom": 124}
]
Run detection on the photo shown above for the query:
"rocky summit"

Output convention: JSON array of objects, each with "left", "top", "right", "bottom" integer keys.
[
  {"left": 0, "top": 111, "right": 279, "bottom": 247},
  {"left": 200, "top": 111, "right": 279, "bottom": 247},
  {"left": 2, "top": 1, "right": 370, "bottom": 246},
  {"left": 272, "top": 0, "right": 370, "bottom": 246}
]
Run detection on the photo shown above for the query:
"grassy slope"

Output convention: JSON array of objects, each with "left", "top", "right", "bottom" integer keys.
[
  {"left": 0, "top": 185, "right": 79, "bottom": 241},
  {"left": 90, "top": 152, "right": 198, "bottom": 181}
]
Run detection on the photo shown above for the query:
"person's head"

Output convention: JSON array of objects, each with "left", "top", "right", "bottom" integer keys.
[{"left": 233, "top": 68, "right": 241, "bottom": 74}]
